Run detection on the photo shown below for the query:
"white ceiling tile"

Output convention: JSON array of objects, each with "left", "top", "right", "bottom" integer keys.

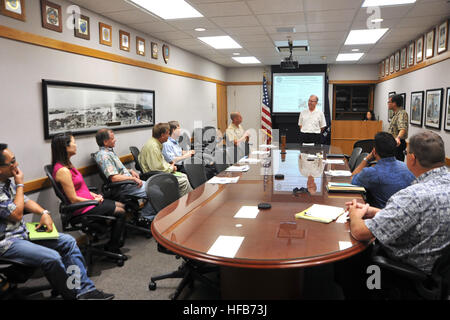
[
  {"left": 306, "top": 9, "right": 358, "bottom": 23},
  {"left": 308, "top": 31, "right": 347, "bottom": 40},
  {"left": 166, "top": 18, "right": 219, "bottom": 31},
  {"left": 129, "top": 21, "right": 177, "bottom": 33},
  {"left": 70, "top": 0, "right": 136, "bottom": 13},
  {"left": 223, "top": 26, "right": 267, "bottom": 35},
  {"left": 354, "top": 6, "right": 412, "bottom": 21},
  {"left": 303, "top": 0, "right": 362, "bottom": 11},
  {"left": 183, "top": 29, "right": 227, "bottom": 37},
  {"left": 407, "top": 1, "right": 450, "bottom": 17},
  {"left": 246, "top": 0, "right": 304, "bottom": 15},
  {"left": 307, "top": 22, "right": 351, "bottom": 32},
  {"left": 263, "top": 25, "right": 308, "bottom": 34},
  {"left": 211, "top": 15, "right": 261, "bottom": 27},
  {"left": 151, "top": 31, "right": 192, "bottom": 41},
  {"left": 256, "top": 13, "right": 306, "bottom": 26},
  {"left": 101, "top": 9, "right": 159, "bottom": 24},
  {"left": 195, "top": 2, "right": 252, "bottom": 17},
  {"left": 268, "top": 33, "right": 308, "bottom": 41}
]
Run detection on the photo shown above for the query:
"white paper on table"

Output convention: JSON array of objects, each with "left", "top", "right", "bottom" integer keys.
[
  {"left": 259, "top": 144, "right": 277, "bottom": 149},
  {"left": 226, "top": 165, "right": 250, "bottom": 172},
  {"left": 324, "top": 159, "right": 345, "bottom": 165},
  {"left": 302, "top": 143, "right": 315, "bottom": 146},
  {"left": 234, "top": 206, "right": 259, "bottom": 219},
  {"left": 207, "top": 236, "right": 245, "bottom": 258},
  {"left": 304, "top": 204, "right": 345, "bottom": 221},
  {"left": 336, "top": 211, "right": 349, "bottom": 223},
  {"left": 339, "top": 241, "right": 353, "bottom": 251},
  {"left": 238, "top": 157, "right": 260, "bottom": 164},
  {"left": 324, "top": 170, "right": 352, "bottom": 177},
  {"left": 207, "top": 176, "right": 240, "bottom": 184},
  {"left": 252, "top": 150, "right": 270, "bottom": 155}
]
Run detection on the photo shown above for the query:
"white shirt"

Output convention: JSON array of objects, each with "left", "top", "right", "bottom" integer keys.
[
  {"left": 226, "top": 123, "right": 245, "bottom": 142},
  {"left": 298, "top": 108, "right": 326, "bottom": 134}
]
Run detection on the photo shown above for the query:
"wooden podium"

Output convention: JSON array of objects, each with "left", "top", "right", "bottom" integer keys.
[{"left": 331, "top": 120, "right": 382, "bottom": 155}]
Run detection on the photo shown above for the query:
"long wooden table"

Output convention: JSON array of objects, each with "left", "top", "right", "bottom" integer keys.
[{"left": 151, "top": 145, "right": 369, "bottom": 299}]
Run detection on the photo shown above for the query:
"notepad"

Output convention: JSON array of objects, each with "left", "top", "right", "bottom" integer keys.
[
  {"left": 226, "top": 165, "right": 250, "bottom": 172},
  {"left": 302, "top": 143, "right": 315, "bottom": 146},
  {"left": 207, "top": 176, "right": 240, "bottom": 184},
  {"left": 327, "top": 182, "right": 366, "bottom": 193},
  {"left": 324, "top": 170, "right": 352, "bottom": 177},
  {"left": 324, "top": 159, "right": 345, "bottom": 165},
  {"left": 295, "top": 204, "right": 345, "bottom": 223},
  {"left": 26, "top": 223, "right": 59, "bottom": 241},
  {"left": 238, "top": 157, "right": 260, "bottom": 164},
  {"left": 207, "top": 236, "right": 244, "bottom": 258}
]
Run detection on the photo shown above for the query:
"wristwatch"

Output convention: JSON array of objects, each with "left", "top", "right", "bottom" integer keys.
[{"left": 42, "top": 209, "right": 50, "bottom": 216}]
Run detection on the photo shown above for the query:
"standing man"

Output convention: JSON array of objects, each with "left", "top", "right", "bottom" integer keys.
[
  {"left": 0, "top": 143, "right": 114, "bottom": 300},
  {"left": 388, "top": 94, "right": 408, "bottom": 161},
  {"left": 94, "top": 129, "right": 155, "bottom": 227},
  {"left": 139, "top": 123, "right": 193, "bottom": 197},
  {"left": 298, "top": 95, "right": 326, "bottom": 145}
]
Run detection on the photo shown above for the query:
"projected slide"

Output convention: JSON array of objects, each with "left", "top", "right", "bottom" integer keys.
[{"left": 272, "top": 73, "right": 325, "bottom": 113}]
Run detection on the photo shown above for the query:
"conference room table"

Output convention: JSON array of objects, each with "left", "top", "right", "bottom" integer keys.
[{"left": 151, "top": 145, "right": 371, "bottom": 299}]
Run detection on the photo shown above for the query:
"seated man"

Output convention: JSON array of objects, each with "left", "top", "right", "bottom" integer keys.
[
  {"left": 139, "top": 123, "right": 193, "bottom": 197},
  {"left": 351, "top": 132, "right": 415, "bottom": 208},
  {"left": 341, "top": 131, "right": 450, "bottom": 298},
  {"left": 0, "top": 143, "right": 114, "bottom": 300},
  {"left": 162, "top": 121, "right": 196, "bottom": 172},
  {"left": 94, "top": 129, "right": 155, "bottom": 227},
  {"left": 225, "top": 112, "right": 250, "bottom": 147}
]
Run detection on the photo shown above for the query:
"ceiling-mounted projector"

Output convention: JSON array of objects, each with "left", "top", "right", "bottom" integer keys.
[{"left": 280, "top": 39, "right": 299, "bottom": 69}]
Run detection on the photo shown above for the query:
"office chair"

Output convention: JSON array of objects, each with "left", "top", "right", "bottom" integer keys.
[
  {"left": 353, "top": 139, "right": 375, "bottom": 154},
  {"left": 44, "top": 165, "right": 127, "bottom": 273},
  {"left": 147, "top": 173, "right": 219, "bottom": 299},
  {"left": 183, "top": 160, "right": 208, "bottom": 189},
  {"left": 371, "top": 242, "right": 450, "bottom": 300},
  {"left": 0, "top": 212, "right": 55, "bottom": 300},
  {"left": 212, "top": 147, "right": 230, "bottom": 174},
  {"left": 90, "top": 153, "right": 152, "bottom": 238},
  {"left": 129, "top": 146, "right": 160, "bottom": 181},
  {"left": 344, "top": 147, "right": 362, "bottom": 172}
]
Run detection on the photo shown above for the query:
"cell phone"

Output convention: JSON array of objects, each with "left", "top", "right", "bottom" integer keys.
[{"left": 35, "top": 224, "right": 47, "bottom": 232}]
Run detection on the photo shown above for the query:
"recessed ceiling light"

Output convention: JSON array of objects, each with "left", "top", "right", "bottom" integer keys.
[
  {"left": 198, "top": 36, "right": 241, "bottom": 49},
  {"left": 321, "top": 56, "right": 327, "bottom": 60},
  {"left": 233, "top": 52, "right": 240, "bottom": 56},
  {"left": 362, "top": 0, "right": 416, "bottom": 7},
  {"left": 336, "top": 53, "right": 364, "bottom": 61},
  {"left": 344, "top": 29, "right": 389, "bottom": 45},
  {"left": 126, "top": 0, "right": 203, "bottom": 20},
  {"left": 232, "top": 56, "right": 261, "bottom": 64},
  {"left": 352, "top": 49, "right": 360, "bottom": 52},
  {"left": 194, "top": 27, "right": 206, "bottom": 32},
  {"left": 371, "top": 18, "right": 384, "bottom": 23}
]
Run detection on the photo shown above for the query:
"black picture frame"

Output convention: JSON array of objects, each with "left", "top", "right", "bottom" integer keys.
[
  {"left": 424, "top": 88, "right": 443, "bottom": 130},
  {"left": 444, "top": 87, "right": 450, "bottom": 132},
  {"left": 410, "top": 91, "right": 424, "bottom": 127},
  {"left": 388, "top": 91, "right": 396, "bottom": 122},
  {"left": 42, "top": 80, "right": 155, "bottom": 139}
]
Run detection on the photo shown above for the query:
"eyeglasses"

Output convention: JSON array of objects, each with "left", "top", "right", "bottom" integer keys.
[{"left": 0, "top": 157, "right": 16, "bottom": 167}]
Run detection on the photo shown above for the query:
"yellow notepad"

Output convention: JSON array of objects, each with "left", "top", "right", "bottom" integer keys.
[
  {"left": 295, "top": 204, "right": 345, "bottom": 224},
  {"left": 26, "top": 223, "right": 59, "bottom": 241}
]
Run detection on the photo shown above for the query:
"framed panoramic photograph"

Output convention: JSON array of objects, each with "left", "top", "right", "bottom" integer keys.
[
  {"left": 394, "top": 51, "right": 400, "bottom": 72},
  {"left": 151, "top": 42, "right": 158, "bottom": 59},
  {"left": 424, "top": 88, "right": 443, "bottom": 130},
  {"left": 385, "top": 57, "right": 389, "bottom": 76},
  {"left": 99, "top": 22, "right": 112, "bottom": 46},
  {"left": 119, "top": 30, "right": 130, "bottom": 52},
  {"left": 410, "top": 91, "right": 424, "bottom": 127},
  {"left": 42, "top": 80, "right": 155, "bottom": 139},
  {"left": 136, "top": 36, "right": 145, "bottom": 56},
  {"left": 380, "top": 61, "right": 385, "bottom": 77},
  {"left": 438, "top": 20, "right": 448, "bottom": 54},
  {"left": 74, "top": 14, "right": 90, "bottom": 40},
  {"left": 408, "top": 41, "right": 414, "bottom": 67},
  {"left": 388, "top": 91, "right": 396, "bottom": 122},
  {"left": 0, "top": 0, "right": 26, "bottom": 21},
  {"left": 416, "top": 35, "right": 424, "bottom": 63},
  {"left": 389, "top": 55, "right": 394, "bottom": 74},
  {"left": 444, "top": 87, "right": 450, "bottom": 131},
  {"left": 425, "top": 28, "right": 435, "bottom": 59},
  {"left": 401, "top": 47, "right": 407, "bottom": 69},
  {"left": 40, "top": 0, "right": 62, "bottom": 33}
]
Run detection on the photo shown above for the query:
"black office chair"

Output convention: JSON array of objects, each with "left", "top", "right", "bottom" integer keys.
[
  {"left": 213, "top": 146, "right": 230, "bottom": 174},
  {"left": 129, "top": 146, "right": 160, "bottom": 181},
  {"left": 183, "top": 160, "right": 208, "bottom": 189},
  {"left": 371, "top": 242, "right": 450, "bottom": 300},
  {"left": 353, "top": 152, "right": 369, "bottom": 171},
  {"left": 147, "top": 173, "right": 219, "bottom": 299},
  {"left": 353, "top": 139, "right": 375, "bottom": 154},
  {"left": 0, "top": 212, "right": 56, "bottom": 300},
  {"left": 345, "top": 147, "right": 362, "bottom": 172},
  {"left": 90, "top": 153, "right": 152, "bottom": 238},
  {"left": 44, "top": 165, "right": 126, "bottom": 274}
]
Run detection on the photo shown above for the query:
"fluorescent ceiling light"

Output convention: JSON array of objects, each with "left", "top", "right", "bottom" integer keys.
[
  {"left": 352, "top": 49, "right": 360, "bottom": 52},
  {"left": 127, "top": 0, "right": 203, "bottom": 19},
  {"left": 198, "top": 36, "right": 241, "bottom": 49},
  {"left": 232, "top": 56, "right": 261, "bottom": 64},
  {"left": 336, "top": 53, "right": 364, "bottom": 61},
  {"left": 362, "top": 0, "right": 416, "bottom": 7},
  {"left": 344, "top": 28, "right": 389, "bottom": 45}
]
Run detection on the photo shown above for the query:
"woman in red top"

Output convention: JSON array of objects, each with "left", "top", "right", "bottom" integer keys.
[{"left": 51, "top": 133, "right": 126, "bottom": 254}]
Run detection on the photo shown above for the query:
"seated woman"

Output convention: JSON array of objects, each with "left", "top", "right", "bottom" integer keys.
[
  {"left": 364, "top": 110, "right": 376, "bottom": 121},
  {"left": 51, "top": 133, "right": 126, "bottom": 254}
]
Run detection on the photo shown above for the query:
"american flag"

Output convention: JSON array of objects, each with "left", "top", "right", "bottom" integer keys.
[{"left": 261, "top": 74, "right": 272, "bottom": 144}]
